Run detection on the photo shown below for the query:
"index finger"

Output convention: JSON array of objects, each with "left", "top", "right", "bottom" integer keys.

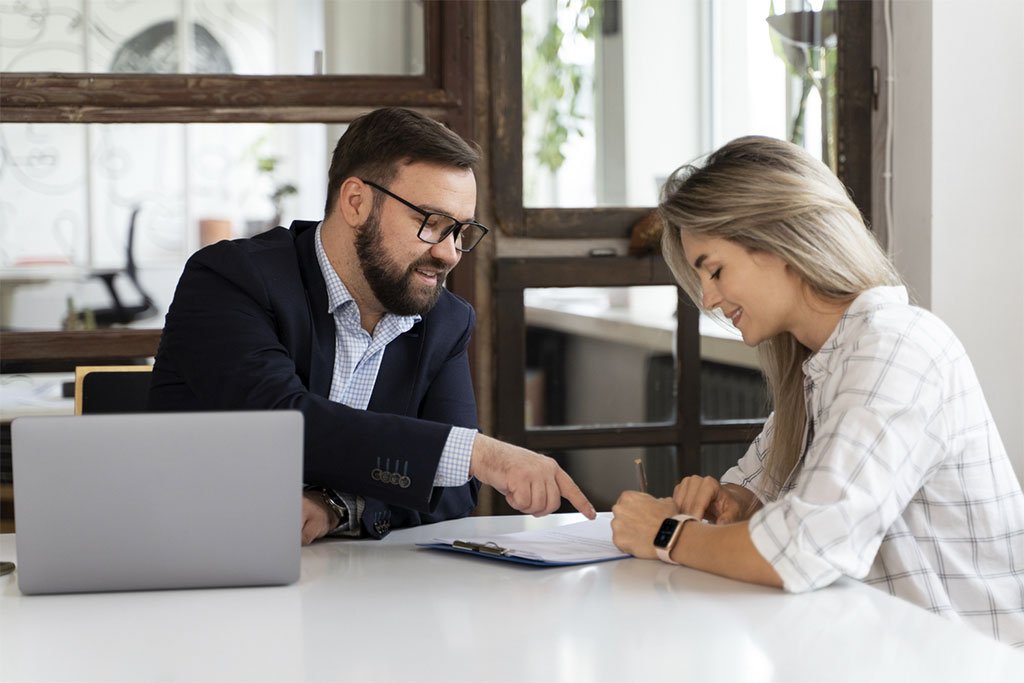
[{"left": 555, "top": 467, "right": 597, "bottom": 519}]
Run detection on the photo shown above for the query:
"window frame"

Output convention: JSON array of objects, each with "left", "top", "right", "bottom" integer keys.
[
  {"left": 488, "top": 0, "right": 874, "bottom": 239},
  {"left": 494, "top": 255, "right": 764, "bottom": 480},
  {"left": 487, "top": 1, "right": 873, "bottom": 482},
  {"left": 0, "top": 1, "right": 474, "bottom": 131}
]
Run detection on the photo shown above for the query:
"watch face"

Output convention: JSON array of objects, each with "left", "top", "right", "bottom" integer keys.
[{"left": 653, "top": 518, "right": 681, "bottom": 548}]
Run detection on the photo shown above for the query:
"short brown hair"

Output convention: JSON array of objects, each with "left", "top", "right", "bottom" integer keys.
[{"left": 323, "top": 107, "right": 480, "bottom": 217}]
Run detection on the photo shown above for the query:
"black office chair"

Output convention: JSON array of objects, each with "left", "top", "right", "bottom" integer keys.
[
  {"left": 85, "top": 207, "right": 158, "bottom": 327},
  {"left": 74, "top": 365, "right": 154, "bottom": 415}
]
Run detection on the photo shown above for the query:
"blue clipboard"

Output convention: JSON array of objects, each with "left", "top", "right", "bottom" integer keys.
[{"left": 416, "top": 539, "right": 628, "bottom": 567}]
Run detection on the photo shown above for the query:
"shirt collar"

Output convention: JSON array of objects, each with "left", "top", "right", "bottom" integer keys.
[{"left": 314, "top": 222, "right": 422, "bottom": 326}]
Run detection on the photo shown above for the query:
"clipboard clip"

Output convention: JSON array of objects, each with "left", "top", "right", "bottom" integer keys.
[{"left": 452, "top": 540, "right": 510, "bottom": 557}]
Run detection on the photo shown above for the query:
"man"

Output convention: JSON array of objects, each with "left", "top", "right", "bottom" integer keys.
[{"left": 149, "top": 107, "right": 595, "bottom": 543}]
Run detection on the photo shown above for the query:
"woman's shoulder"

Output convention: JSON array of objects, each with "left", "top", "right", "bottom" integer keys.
[{"left": 842, "top": 292, "right": 966, "bottom": 367}]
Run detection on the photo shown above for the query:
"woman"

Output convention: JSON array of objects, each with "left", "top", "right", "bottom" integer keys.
[{"left": 611, "top": 136, "right": 1024, "bottom": 647}]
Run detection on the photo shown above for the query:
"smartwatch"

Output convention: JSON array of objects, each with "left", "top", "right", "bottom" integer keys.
[{"left": 652, "top": 514, "right": 699, "bottom": 565}]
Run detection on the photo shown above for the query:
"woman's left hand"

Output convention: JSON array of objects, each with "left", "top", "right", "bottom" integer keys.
[{"left": 610, "top": 491, "right": 678, "bottom": 559}]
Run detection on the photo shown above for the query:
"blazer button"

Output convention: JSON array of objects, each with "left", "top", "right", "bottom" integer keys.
[
  {"left": 371, "top": 468, "right": 382, "bottom": 481},
  {"left": 389, "top": 472, "right": 401, "bottom": 485},
  {"left": 399, "top": 475, "right": 411, "bottom": 489}
]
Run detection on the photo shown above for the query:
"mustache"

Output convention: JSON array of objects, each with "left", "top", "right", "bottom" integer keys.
[{"left": 408, "top": 255, "right": 451, "bottom": 278}]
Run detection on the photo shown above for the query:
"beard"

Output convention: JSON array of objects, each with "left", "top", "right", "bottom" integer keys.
[{"left": 354, "top": 209, "right": 449, "bottom": 316}]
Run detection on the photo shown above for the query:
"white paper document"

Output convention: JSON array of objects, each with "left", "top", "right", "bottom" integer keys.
[{"left": 419, "top": 516, "right": 629, "bottom": 566}]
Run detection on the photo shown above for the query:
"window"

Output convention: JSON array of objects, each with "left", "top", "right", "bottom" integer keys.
[
  {"left": 0, "top": 0, "right": 424, "bottom": 76},
  {"left": 487, "top": 0, "right": 872, "bottom": 508}
]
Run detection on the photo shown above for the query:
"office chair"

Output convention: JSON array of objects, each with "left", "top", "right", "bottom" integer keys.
[
  {"left": 74, "top": 365, "right": 154, "bottom": 415},
  {"left": 85, "top": 207, "right": 158, "bottom": 327}
]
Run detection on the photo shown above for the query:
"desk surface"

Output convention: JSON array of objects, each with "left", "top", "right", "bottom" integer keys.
[{"left": 1, "top": 514, "right": 1021, "bottom": 683}]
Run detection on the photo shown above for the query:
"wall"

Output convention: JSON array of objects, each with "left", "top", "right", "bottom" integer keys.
[{"left": 892, "top": 0, "right": 1024, "bottom": 482}]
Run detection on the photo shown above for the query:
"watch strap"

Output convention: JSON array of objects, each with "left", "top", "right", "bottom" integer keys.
[{"left": 654, "top": 513, "right": 699, "bottom": 565}]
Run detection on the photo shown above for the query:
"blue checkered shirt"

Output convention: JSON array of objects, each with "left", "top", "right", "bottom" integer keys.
[{"left": 314, "top": 223, "right": 476, "bottom": 532}]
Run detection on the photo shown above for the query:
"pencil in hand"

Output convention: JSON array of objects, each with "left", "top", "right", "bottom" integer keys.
[{"left": 634, "top": 458, "right": 648, "bottom": 494}]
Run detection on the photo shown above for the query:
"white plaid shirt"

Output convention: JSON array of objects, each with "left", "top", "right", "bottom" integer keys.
[
  {"left": 722, "top": 286, "right": 1024, "bottom": 647},
  {"left": 314, "top": 224, "right": 476, "bottom": 531}
]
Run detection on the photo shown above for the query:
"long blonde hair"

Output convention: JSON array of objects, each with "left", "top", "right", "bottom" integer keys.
[{"left": 660, "top": 136, "right": 903, "bottom": 498}]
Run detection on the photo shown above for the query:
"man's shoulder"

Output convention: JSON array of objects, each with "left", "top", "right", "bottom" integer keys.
[
  {"left": 176, "top": 223, "right": 322, "bottom": 310},
  {"left": 188, "top": 221, "right": 319, "bottom": 276}
]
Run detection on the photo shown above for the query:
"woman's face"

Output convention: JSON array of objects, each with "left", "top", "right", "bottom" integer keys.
[{"left": 679, "top": 232, "right": 805, "bottom": 347}]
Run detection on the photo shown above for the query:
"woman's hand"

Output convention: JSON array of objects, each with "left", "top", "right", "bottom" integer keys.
[
  {"left": 610, "top": 492, "right": 678, "bottom": 559},
  {"left": 673, "top": 476, "right": 755, "bottom": 524}
]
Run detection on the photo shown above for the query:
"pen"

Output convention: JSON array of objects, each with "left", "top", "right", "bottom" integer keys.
[{"left": 634, "top": 458, "right": 648, "bottom": 494}]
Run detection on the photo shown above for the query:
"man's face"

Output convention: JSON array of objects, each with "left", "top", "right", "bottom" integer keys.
[{"left": 354, "top": 163, "right": 476, "bottom": 316}]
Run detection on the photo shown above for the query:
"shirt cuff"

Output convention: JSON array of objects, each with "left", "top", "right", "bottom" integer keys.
[
  {"left": 328, "top": 493, "right": 364, "bottom": 537},
  {"left": 434, "top": 427, "right": 476, "bottom": 487}
]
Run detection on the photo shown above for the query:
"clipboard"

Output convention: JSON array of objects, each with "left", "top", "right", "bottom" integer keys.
[{"left": 417, "top": 516, "right": 629, "bottom": 567}]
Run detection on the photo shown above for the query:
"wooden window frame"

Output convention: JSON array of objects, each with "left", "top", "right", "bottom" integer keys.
[
  {"left": 487, "top": 1, "right": 873, "bottom": 478},
  {"left": 488, "top": 1, "right": 874, "bottom": 240},
  {"left": 0, "top": 1, "right": 475, "bottom": 131},
  {"left": 494, "top": 255, "right": 763, "bottom": 479}
]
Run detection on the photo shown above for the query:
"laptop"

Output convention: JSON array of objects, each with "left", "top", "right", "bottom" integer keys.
[{"left": 11, "top": 411, "right": 303, "bottom": 594}]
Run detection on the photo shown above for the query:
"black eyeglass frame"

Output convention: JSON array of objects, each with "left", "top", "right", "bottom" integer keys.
[{"left": 360, "top": 179, "right": 490, "bottom": 253}]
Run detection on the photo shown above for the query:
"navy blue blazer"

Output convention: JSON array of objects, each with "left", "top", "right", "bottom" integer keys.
[{"left": 148, "top": 220, "right": 480, "bottom": 537}]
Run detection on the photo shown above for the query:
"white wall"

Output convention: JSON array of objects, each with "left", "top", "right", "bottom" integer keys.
[{"left": 892, "top": 0, "right": 1024, "bottom": 483}]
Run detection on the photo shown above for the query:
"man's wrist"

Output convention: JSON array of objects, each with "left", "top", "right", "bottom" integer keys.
[
  {"left": 467, "top": 432, "right": 494, "bottom": 481},
  {"left": 305, "top": 486, "right": 348, "bottom": 532}
]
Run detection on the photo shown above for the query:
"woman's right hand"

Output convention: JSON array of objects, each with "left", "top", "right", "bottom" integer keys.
[{"left": 672, "top": 476, "right": 754, "bottom": 524}]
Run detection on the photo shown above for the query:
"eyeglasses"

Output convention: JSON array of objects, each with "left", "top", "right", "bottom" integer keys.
[{"left": 360, "top": 179, "right": 490, "bottom": 253}]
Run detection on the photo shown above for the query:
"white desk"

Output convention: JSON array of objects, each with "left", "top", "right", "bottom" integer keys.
[{"left": 1, "top": 514, "right": 1021, "bottom": 682}]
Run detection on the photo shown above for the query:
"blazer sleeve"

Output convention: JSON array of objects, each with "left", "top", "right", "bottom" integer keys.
[
  {"left": 366, "top": 303, "right": 481, "bottom": 532},
  {"left": 150, "top": 239, "right": 457, "bottom": 514}
]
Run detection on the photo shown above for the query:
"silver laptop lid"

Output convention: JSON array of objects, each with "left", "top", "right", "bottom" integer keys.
[{"left": 12, "top": 411, "right": 303, "bottom": 594}]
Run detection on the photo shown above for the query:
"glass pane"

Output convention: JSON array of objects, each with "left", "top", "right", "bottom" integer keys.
[
  {"left": 524, "top": 286, "right": 677, "bottom": 429},
  {"left": 0, "top": 0, "right": 424, "bottom": 76},
  {"left": 549, "top": 446, "right": 678, "bottom": 512},
  {"left": 521, "top": 0, "right": 833, "bottom": 208},
  {"left": 701, "top": 443, "right": 751, "bottom": 480},
  {"left": 698, "top": 312, "right": 769, "bottom": 423},
  {"left": 0, "top": 122, "right": 333, "bottom": 330}
]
